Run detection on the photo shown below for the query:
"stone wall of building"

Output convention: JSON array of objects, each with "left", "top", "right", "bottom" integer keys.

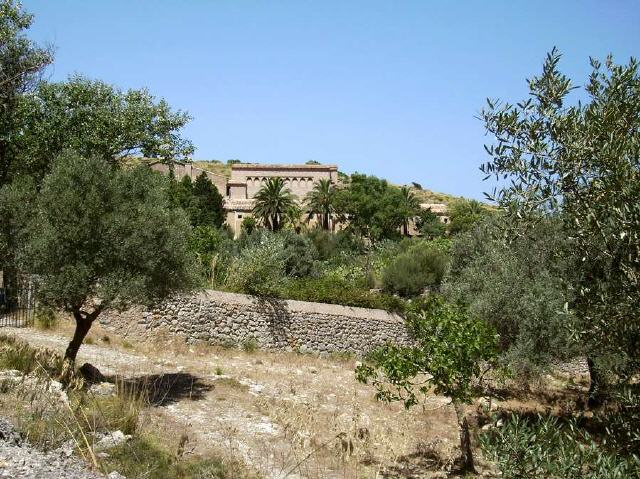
[
  {"left": 98, "top": 290, "right": 411, "bottom": 355},
  {"left": 229, "top": 163, "right": 338, "bottom": 199}
]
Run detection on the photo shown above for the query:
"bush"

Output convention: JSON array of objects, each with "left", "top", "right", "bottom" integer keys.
[
  {"left": 280, "top": 231, "right": 318, "bottom": 277},
  {"left": 225, "top": 233, "right": 286, "bottom": 296},
  {"left": 382, "top": 244, "right": 448, "bottom": 297},
  {"left": 282, "top": 276, "right": 406, "bottom": 313},
  {"left": 34, "top": 307, "right": 58, "bottom": 330},
  {"left": 480, "top": 414, "right": 640, "bottom": 478},
  {"left": 445, "top": 216, "right": 577, "bottom": 375},
  {"left": 307, "top": 229, "right": 364, "bottom": 261},
  {"left": 188, "top": 226, "right": 234, "bottom": 286}
]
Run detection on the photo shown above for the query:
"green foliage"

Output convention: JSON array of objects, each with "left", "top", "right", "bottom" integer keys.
[
  {"left": 0, "top": 0, "right": 53, "bottom": 187},
  {"left": 304, "top": 178, "right": 335, "bottom": 230},
  {"left": 252, "top": 177, "right": 298, "bottom": 231},
  {"left": 190, "top": 172, "right": 225, "bottom": 227},
  {"left": 241, "top": 338, "right": 258, "bottom": 353},
  {"left": 17, "top": 76, "right": 193, "bottom": 182},
  {"left": 34, "top": 307, "right": 58, "bottom": 330},
  {"left": 240, "top": 216, "right": 257, "bottom": 235},
  {"left": 480, "top": 50, "right": 640, "bottom": 381},
  {"left": 282, "top": 276, "right": 406, "bottom": 313},
  {"left": 600, "top": 386, "right": 640, "bottom": 456},
  {"left": 382, "top": 244, "right": 448, "bottom": 297},
  {"left": 100, "top": 434, "right": 239, "bottom": 479},
  {"left": 187, "top": 226, "right": 233, "bottom": 286},
  {"left": 170, "top": 173, "right": 224, "bottom": 228},
  {"left": 333, "top": 174, "right": 411, "bottom": 242},
  {"left": 21, "top": 152, "right": 196, "bottom": 312},
  {"left": 447, "top": 199, "right": 491, "bottom": 235},
  {"left": 446, "top": 217, "right": 576, "bottom": 374},
  {"left": 480, "top": 414, "right": 640, "bottom": 479},
  {"left": 280, "top": 231, "right": 318, "bottom": 277},
  {"left": 357, "top": 296, "right": 498, "bottom": 407},
  {"left": 415, "top": 208, "right": 446, "bottom": 238},
  {"left": 225, "top": 232, "right": 287, "bottom": 296},
  {"left": 307, "top": 229, "right": 365, "bottom": 261}
]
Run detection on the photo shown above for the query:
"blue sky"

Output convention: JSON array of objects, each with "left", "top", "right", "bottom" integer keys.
[{"left": 24, "top": 1, "right": 640, "bottom": 199}]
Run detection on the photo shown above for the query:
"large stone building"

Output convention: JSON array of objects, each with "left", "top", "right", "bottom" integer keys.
[
  {"left": 225, "top": 163, "right": 338, "bottom": 234},
  {"left": 152, "top": 161, "right": 447, "bottom": 236}
]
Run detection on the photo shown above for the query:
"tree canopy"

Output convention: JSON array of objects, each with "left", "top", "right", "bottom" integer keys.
[
  {"left": 0, "top": 0, "right": 53, "bottom": 187},
  {"left": 305, "top": 178, "right": 335, "bottom": 230},
  {"left": 481, "top": 49, "right": 640, "bottom": 401},
  {"left": 20, "top": 152, "right": 196, "bottom": 361},
  {"left": 14, "top": 76, "right": 194, "bottom": 182},
  {"left": 252, "top": 177, "right": 297, "bottom": 231},
  {"left": 334, "top": 174, "right": 411, "bottom": 241}
]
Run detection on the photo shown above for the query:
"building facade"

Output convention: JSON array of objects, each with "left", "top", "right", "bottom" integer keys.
[
  {"left": 225, "top": 163, "right": 338, "bottom": 235},
  {"left": 152, "top": 161, "right": 447, "bottom": 236}
]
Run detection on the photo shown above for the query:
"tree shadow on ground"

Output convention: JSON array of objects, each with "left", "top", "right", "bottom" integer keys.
[
  {"left": 378, "top": 444, "right": 456, "bottom": 479},
  {"left": 110, "top": 372, "right": 214, "bottom": 406}
]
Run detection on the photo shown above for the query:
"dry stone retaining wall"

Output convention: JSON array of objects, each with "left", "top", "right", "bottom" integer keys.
[{"left": 99, "top": 290, "right": 411, "bottom": 355}]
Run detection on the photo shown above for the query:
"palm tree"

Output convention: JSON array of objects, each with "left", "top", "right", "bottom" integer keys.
[
  {"left": 305, "top": 178, "right": 335, "bottom": 230},
  {"left": 399, "top": 186, "right": 420, "bottom": 236},
  {"left": 252, "top": 177, "right": 297, "bottom": 231}
]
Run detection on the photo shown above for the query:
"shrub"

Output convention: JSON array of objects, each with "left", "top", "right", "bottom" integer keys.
[
  {"left": 282, "top": 276, "right": 405, "bottom": 313},
  {"left": 445, "top": 216, "right": 577, "bottom": 375},
  {"left": 188, "top": 226, "right": 234, "bottom": 286},
  {"left": 480, "top": 414, "right": 640, "bottom": 478},
  {"left": 34, "top": 307, "right": 58, "bottom": 330},
  {"left": 241, "top": 216, "right": 257, "bottom": 235},
  {"left": 307, "top": 229, "right": 364, "bottom": 261},
  {"left": 225, "top": 233, "right": 286, "bottom": 296},
  {"left": 280, "top": 231, "right": 318, "bottom": 277},
  {"left": 382, "top": 245, "right": 448, "bottom": 297}
]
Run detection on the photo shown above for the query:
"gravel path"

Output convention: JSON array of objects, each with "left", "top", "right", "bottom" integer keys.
[{"left": 0, "top": 418, "right": 106, "bottom": 479}]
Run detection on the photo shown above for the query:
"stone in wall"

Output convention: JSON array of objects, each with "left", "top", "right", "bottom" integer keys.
[{"left": 99, "top": 290, "right": 411, "bottom": 355}]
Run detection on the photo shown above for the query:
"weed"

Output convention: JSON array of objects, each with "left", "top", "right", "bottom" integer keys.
[
  {"left": 0, "top": 334, "right": 63, "bottom": 376},
  {"left": 34, "top": 307, "right": 58, "bottom": 330},
  {"left": 241, "top": 338, "right": 258, "bottom": 353},
  {"left": 215, "top": 366, "right": 223, "bottom": 375},
  {"left": 102, "top": 335, "right": 111, "bottom": 344},
  {"left": 214, "top": 377, "right": 248, "bottom": 391},
  {"left": 122, "top": 340, "right": 133, "bottom": 349}
]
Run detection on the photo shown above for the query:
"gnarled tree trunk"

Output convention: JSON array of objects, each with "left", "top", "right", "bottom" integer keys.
[
  {"left": 453, "top": 401, "right": 475, "bottom": 474},
  {"left": 587, "top": 357, "right": 604, "bottom": 408},
  {"left": 64, "top": 308, "right": 98, "bottom": 362}
]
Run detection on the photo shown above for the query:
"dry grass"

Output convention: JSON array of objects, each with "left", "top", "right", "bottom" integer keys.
[{"left": 4, "top": 325, "right": 488, "bottom": 478}]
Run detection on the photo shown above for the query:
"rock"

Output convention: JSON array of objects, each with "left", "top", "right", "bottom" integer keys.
[
  {"left": 94, "top": 431, "right": 131, "bottom": 451},
  {"left": 88, "top": 382, "right": 116, "bottom": 397},
  {"left": 79, "top": 363, "right": 106, "bottom": 383},
  {"left": 0, "top": 418, "right": 22, "bottom": 446},
  {"left": 107, "top": 471, "right": 126, "bottom": 478}
]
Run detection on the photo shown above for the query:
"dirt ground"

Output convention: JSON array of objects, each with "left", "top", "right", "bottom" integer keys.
[{"left": 3, "top": 323, "right": 469, "bottom": 479}]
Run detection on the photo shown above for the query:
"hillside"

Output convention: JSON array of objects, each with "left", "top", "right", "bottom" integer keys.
[{"left": 191, "top": 159, "right": 234, "bottom": 178}]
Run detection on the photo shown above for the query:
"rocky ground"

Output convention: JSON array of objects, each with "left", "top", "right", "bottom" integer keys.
[
  {"left": 2, "top": 325, "right": 465, "bottom": 478},
  {"left": 0, "top": 417, "right": 118, "bottom": 479},
  {"left": 1, "top": 324, "right": 586, "bottom": 478}
]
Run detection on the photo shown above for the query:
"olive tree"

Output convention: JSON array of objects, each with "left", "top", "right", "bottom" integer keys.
[
  {"left": 15, "top": 75, "right": 194, "bottom": 182},
  {"left": 21, "top": 152, "right": 196, "bottom": 362},
  {"left": 357, "top": 297, "right": 498, "bottom": 473},
  {"left": 480, "top": 49, "right": 640, "bottom": 404},
  {"left": 446, "top": 216, "right": 577, "bottom": 375}
]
